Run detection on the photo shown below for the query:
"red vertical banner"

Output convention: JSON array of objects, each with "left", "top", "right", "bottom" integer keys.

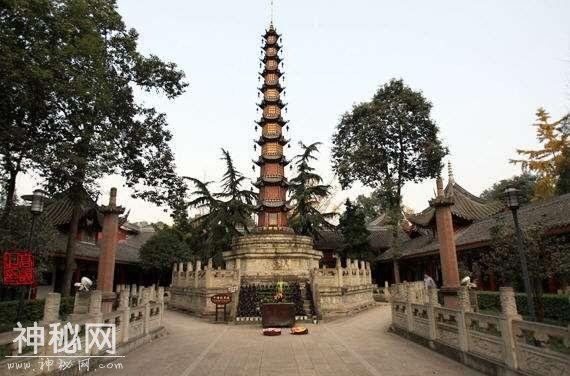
[{"left": 3, "top": 251, "right": 35, "bottom": 285}]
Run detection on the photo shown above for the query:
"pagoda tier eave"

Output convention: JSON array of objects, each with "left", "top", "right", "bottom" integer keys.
[
  {"left": 256, "top": 201, "right": 290, "bottom": 210},
  {"left": 259, "top": 69, "right": 282, "bottom": 77},
  {"left": 255, "top": 117, "right": 288, "bottom": 126},
  {"left": 255, "top": 135, "right": 289, "bottom": 145},
  {"left": 253, "top": 177, "right": 290, "bottom": 187},
  {"left": 258, "top": 85, "right": 284, "bottom": 93},
  {"left": 257, "top": 100, "right": 287, "bottom": 108},
  {"left": 260, "top": 55, "right": 283, "bottom": 63},
  {"left": 253, "top": 157, "right": 290, "bottom": 166}
]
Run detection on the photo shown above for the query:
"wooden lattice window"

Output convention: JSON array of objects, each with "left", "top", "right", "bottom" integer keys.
[
  {"left": 266, "top": 60, "right": 278, "bottom": 70},
  {"left": 263, "top": 105, "right": 280, "bottom": 118},
  {"left": 264, "top": 123, "right": 280, "bottom": 135},
  {"left": 268, "top": 213, "right": 278, "bottom": 226},
  {"left": 266, "top": 47, "right": 277, "bottom": 56},
  {"left": 262, "top": 142, "right": 282, "bottom": 156},
  {"left": 267, "top": 35, "right": 277, "bottom": 44},
  {"left": 265, "top": 73, "right": 278, "bottom": 85}
]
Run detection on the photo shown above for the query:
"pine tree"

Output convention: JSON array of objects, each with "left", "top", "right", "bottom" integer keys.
[
  {"left": 288, "top": 142, "right": 335, "bottom": 238},
  {"left": 338, "top": 199, "right": 371, "bottom": 262}
]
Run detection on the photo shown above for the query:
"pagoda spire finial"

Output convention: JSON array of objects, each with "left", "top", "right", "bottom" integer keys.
[
  {"left": 448, "top": 161, "right": 454, "bottom": 184},
  {"left": 269, "top": 0, "right": 275, "bottom": 27}
]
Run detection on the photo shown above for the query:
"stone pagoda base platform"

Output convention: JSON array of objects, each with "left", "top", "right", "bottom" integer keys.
[{"left": 222, "top": 232, "right": 322, "bottom": 281}]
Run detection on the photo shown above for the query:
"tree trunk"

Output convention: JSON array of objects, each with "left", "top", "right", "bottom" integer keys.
[
  {"left": 393, "top": 259, "right": 401, "bottom": 284},
  {"left": 61, "top": 186, "right": 82, "bottom": 297},
  {"left": 533, "top": 278, "right": 545, "bottom": 322},
  {"left": 1, "top": 169, "right": 18, "bottom": 228}
]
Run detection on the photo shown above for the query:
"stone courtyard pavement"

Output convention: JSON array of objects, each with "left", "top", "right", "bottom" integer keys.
[{"left": 97, "top": 304, "right": 482, "bottom": 376}]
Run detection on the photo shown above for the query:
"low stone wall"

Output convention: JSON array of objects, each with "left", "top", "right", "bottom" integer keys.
[
  {"left": 390, "top": 284, "right": 570, "bottom": 376},
  {"left": 312, "top": 258, "right": 375, "bottom": 317},
  {"left": 169, "top": 259, "right": 240, "bottom": 317},
  {"left": 170, "top": 256, "right": 376, "bottom": 320}
]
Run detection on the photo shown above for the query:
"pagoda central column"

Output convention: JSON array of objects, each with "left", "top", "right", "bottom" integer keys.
[
  {"left": 430, "top": 177, "right": 460, "bottom": 308},
  {"left": 96, "top": 187, "right": 125, "bottom": 313}
]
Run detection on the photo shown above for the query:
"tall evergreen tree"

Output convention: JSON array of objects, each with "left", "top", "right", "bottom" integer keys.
[
  {"left": 182, "top": 149, "right": 256, "bottom": 265},
  {"left": 338, "top": 199, "right": 371, "bottom": 262},
  {"left": 288, "top": 142, "right": 335, "bottom": 238}
]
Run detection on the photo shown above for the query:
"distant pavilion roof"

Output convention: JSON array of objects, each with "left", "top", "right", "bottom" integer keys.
[
  {"left": 379, "top": 193, "right": 570, "bottom": 261},
  {"left": 408, "top": 182, "right": 504, "bottom": 227}
]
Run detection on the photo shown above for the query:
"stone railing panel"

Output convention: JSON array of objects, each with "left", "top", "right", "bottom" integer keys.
[
  {"left": 411, "top": 303, "right": 430, "bottom": 338},
  {"left": 512, "top": 319, "right": 570, "bottom": 376},
  {"left": 465, "top": 312, "right": 505, "bottom": 362},
  {"left": 434, "top": 306, "right": 461, "bottom": 349}
]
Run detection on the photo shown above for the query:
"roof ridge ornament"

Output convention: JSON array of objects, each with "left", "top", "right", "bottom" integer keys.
[{"left": 447, "top": 161, "right": 454, "bottom": 197}]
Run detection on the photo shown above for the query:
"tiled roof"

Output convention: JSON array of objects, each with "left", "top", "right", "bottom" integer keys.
[
  {"left": 379, "top": 193, "right": 570, "bottom": 261},
  {"left": 408, "top": 182, "right": 504, "bottom": 227},
  {"left": 313, "top": 228, "right": 405, "bottom": 252},
  {"left": 42, "top": 187, "right": 99, "bottom": 226},
  {"left": 50, "top": 227, "right": 155, "bottom": 264}
]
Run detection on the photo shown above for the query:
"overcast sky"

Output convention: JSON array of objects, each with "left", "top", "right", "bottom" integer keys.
[{"left": 18, "top": 0, "right": 570, "bottom": 224}]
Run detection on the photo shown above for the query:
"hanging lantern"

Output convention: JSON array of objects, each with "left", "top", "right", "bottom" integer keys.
[
  {"left": 252, "top": 165, "right": 255, "bottom": 171},
  {"left": 255, "top": 125, "right": 258, "bottom": 131},
  {"left": 286, "top": 125, "right": 289, "bottom": 131},
  {"left": 288, "top": 144, "right": 291, "bottom": 148},
  {"left": 253, "top": 144, "right": 256, "bottom": 151}
]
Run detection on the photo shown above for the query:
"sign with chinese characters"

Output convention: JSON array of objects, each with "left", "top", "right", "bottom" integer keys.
[
  {"left": 211, "top": 293, "right": 232, "bottom": 305},
  {"left": 3, "top": 251, "right": 35, "bottom": 285}
]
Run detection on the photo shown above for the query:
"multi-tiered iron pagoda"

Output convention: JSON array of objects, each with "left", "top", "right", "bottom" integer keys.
[
  {"left": 223, "top": 23, "right": 322, "bottom": 280},
  {"left": 254, "top": 23, "right": 290, "bottom": 230}
]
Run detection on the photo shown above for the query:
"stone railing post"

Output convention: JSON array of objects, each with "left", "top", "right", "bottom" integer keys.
[
  {"left": 335, "top": 257, "right": 343, "bottom": 288},
  {"left": 499, "top": 287, "right": 521, "bottom": 370},
  {"left": 427, "top": 287, "right": 439, "bottom": 340},
  {"left": 42, "top": 292, "right": 61, "bottom": 325},
  {"left": 157, "top": 286, "right": 165, "bottom": 322},
  {"left": 458, "top": 286, "right": 472, "bottom": 312},
  {"left": 194, "top": 260, "right": 201, "bottom": 288},
  {"left": 204, "top": 259, "right": 213, "bottom": 288},
  {"left": 119, "top": 289, "right": 130, "bottom": 343},
  {"left": 172, "top": 263, "right": 177, "bottom": 285},
  {"left": 457, "top": 286, "right": 470, "bottom": 352},
  {"left": 178, "top": 262, "right": 184, "bottom": 278},
  {"left": 72, "top": 291, "right": 90, "bottom": 315},
  {"left": 185, "top": 262, "right": 193, "bottom": 287},
  {"left": 142, "top": 288, "right": 151, "bottom": 335},
  {"left": 41, "top": 293, "right": 61, "bottom": 356},
  {"left": 405, "top": 283, "right": 414, "bottom": 332},
  {"left": 88, "top": 290, "right": 103, "bottom": 324}
]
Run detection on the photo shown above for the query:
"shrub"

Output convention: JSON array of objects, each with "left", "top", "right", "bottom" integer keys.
[
  {"left": 477, "top": 291, "right": 570, "bottom": 324},
  {"left": 0, "top": 299, "right": 44, "bottom": 332}
]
